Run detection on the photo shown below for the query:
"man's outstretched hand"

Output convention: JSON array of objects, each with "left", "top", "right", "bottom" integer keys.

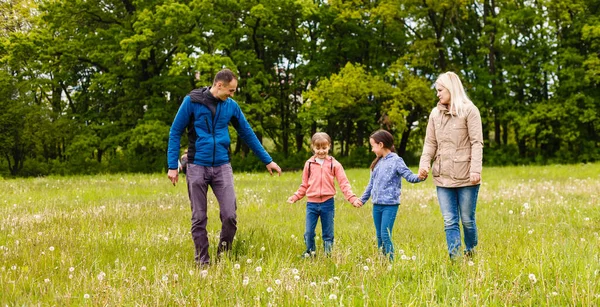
[{"left": 266, "top": 161, "right": 282, "bottom": 176}]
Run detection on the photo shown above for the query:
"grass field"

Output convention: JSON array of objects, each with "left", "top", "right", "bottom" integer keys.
[{"left": 1, "top": 163, "right": 599, "bottom": 306}]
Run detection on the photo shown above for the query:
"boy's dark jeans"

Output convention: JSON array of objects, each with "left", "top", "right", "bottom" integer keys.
[{"left": 186, "top": 163, "right": 237, "bottom": 264}]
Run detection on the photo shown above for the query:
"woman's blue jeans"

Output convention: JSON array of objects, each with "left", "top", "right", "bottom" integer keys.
[
  {"left": 372, "top": 204, "right": 399, "bottom": 260},
  {"left": 304, "top": 198, "right": 335, "bottom": 254},
  {"left": 436, "top": 185, "right": 480, "bottom": 259}
]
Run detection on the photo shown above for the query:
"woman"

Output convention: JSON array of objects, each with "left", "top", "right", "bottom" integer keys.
[{"left": 419, "top": 72, "right": 483, "bottom": 259}]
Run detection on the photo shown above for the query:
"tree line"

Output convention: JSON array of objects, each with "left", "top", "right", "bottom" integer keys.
[{"left": 0, "top": 0, "right": 598, "bottom": 176}]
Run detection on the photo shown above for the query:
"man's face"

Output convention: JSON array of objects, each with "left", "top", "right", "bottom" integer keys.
[{"left": 215, "top": 79, "right": 238, "bottom": 101}]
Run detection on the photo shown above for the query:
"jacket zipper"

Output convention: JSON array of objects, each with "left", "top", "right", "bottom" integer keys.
[{"left": 211, "top": 103, "right": 221, "bottom": 166}]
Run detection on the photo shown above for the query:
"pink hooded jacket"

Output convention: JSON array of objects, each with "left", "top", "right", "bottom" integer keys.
[{"left": 290, "top": 155, "right": 358, "bottom": 204}]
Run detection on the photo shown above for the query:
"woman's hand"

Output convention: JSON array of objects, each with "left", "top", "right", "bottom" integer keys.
[{"left": 470, "top": 173, "right": 481, "bottom": 184}]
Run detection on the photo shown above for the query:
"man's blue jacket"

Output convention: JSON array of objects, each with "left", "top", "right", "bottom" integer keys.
[{"left": 167, "top": 87, "right": 272, "bottom": 169}]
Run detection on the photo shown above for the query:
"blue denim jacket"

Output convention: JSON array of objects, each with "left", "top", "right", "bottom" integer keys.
[{"left": 360, "top": 153, "right": 422, "bottom": 205}]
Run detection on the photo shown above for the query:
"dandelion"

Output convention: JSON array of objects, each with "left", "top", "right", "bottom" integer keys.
[
  {"left": 400, "top": 255, "right": 408, "bottom": 260},
  {"left": 294, "top": 275, "right": 300, "bottom": 281},
  {"left": 200, "top": 270, "right": 208, "bottom": 278},
  {"left": 328, "top": 278, "right": 334, "bottom": 284},
  {"left": 69, "top": 267, "right": 75, "bottom": 272},
  {"left": 83, "top": 294, "right": 90, "bottom": 299},
  {"left": 44, "top": 278, "right": 50, "bottom": 283},
  {"left": 247, "top": 259, "right": 253, "bottom": 264},
  {"left": 261, "top": 246, "right": 266, "bottom": 252},
  {"left": 173, "top": 274, "right": 178, "bottom": 281},
  {"left": 411, "top": 255, "right": 417, "bottom": 261},
  {"left": 141, "top": 266, "right": 147, "bottom": 271},
  {"left": 468, "top": 261, "right": 474, "bottom": 266},
  {"left": 585, "top": 217, "right": 590, "bottom": 221},
  {"left": 162, "top": 275, "right": 169, "bottom": 282},
  {"left": 551, "top": 291, "right": 558, "bottom": 296},
  {"left": 291, "top": 234, "right": 296, "bottom": 239},
  {"left": 521, "top": 211, "right": 526, "bottom": 216},
  {"left": 398, "top": 249, "right": 405, "bottom": 255},
  {"left": 267, "top": 287, "right": 273, "bottom": 293},
  {"left": 329, "top": 294, "right": 338, "bottom": 300},
  {"left": 291, "top": 268, "right": 299, "bottom": 275},
  {"left": 523, "top": 202, "right": 530, "bottom": 210},
  {"left": 363, "top": 266, "right": 369, "bottom": 271},
  {"left": 366, "top": 258, "right": 372, "bottom": 263},
  {"left": 529, "top": 273, "right": 537, "bottom": 283},
  {"left": 310, "top": 282, "right": 317, "bottom": 287},
  {"left": 15, "top": 240, "right": 19, "bottom": 246},
  {"left": 97, "top": 272, "right": 106, "bottom": 282},
  {"left": 528, "top": 230, "right": 534, "bottom": 235},
  {"left": 275, "top": 279, "right": 282, "bottom": 285},
  {"left": 242, "top": 278, "right": 249, "bottom": 286},
  {"left": 234, "top": 264, "right": 241, "bottom": 270},
  {"left": 580, "top": 238, "right": 586, "bottom": 242},
  {"left": 255, "top": 266, "right": 262, "bottom": 273},
  {"left": 189, "top": 270, "right": 194, "bottom": 276},
  {"left": 333, "top": 276, "right": 340, "bottom": 281},
  {"left": 509, "top": 210, "right": 514, "bottom": 214},
  {"left": 11, "top": 265, "right": 16, "bottom": 270}
]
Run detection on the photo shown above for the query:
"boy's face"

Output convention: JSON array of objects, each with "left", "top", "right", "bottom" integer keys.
[{"left": 312, "top": 144, "right": 330, "bottom": 159}]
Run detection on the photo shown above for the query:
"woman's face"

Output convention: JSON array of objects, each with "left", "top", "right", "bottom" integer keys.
[{"left": 436, "top": 84, "right": 451, "bottom": 105}]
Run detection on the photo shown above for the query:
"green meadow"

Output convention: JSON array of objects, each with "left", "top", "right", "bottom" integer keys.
[{"left": 1, "top": 164, "right": 599, "bottom": 306}]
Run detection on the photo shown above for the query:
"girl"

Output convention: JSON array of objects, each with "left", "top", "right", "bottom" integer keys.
[
  {"left": 359, "top": 130, "right": 426, "bottom": 260},
  {"left": 288, "top": 132, "right": 362, "bottom": 256},
  {"left": 419, "top": 72, "right": 483, "bottom": 259}
]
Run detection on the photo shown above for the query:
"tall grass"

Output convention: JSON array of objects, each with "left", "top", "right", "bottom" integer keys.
[{"left": 1, "top": 164, "right": 599, "bottom": 305}]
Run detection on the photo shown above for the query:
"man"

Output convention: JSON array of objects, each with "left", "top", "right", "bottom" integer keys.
[{"left": 167, "top": 69, "right": 281, "bottom": 266}]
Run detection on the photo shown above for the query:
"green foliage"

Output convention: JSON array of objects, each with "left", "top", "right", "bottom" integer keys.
[{"left": 0, "top": 0, "right": 598, "bottom": 176}]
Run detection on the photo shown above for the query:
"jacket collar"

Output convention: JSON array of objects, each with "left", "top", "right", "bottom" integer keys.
[{"left": 308, "top": 155, "right": 333, "bottom": 163}]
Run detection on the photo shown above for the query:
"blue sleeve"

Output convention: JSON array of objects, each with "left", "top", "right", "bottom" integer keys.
[
  {"left": 167, "top": 96, "right": 192, "bottom": 170},
  {"left": 360, "top": 172, "right": 374, "bottom": 204},
  {"left": 230, "top": 101, "right": 273, "bottom": 164},
  {"left": 397, "top": 157, "right": 422, "bottom": 183}
]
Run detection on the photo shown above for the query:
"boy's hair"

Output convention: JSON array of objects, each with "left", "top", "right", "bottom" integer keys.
[
  {"left": 311, "top": 132, "right": 331, "bottom": 148},
  {"left": 434, "top": 71, "right": 473, "bottom": 117},
  {"left": 369, "top": 130, "right": 396, "bottom": 170},
  {"left": 213, "top": 69, "right": 237, "bottom": 86}
]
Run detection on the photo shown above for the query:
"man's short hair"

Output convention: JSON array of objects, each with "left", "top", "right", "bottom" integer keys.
[{"left": 213, "top": 69, "right": 237, "bottom": 85}]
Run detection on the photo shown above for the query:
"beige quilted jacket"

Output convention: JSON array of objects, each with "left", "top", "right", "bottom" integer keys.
[{"left": 419, "top": 102, "right": 483, "bottom": 187}]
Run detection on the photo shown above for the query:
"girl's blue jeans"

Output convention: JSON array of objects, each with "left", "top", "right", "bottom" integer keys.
[
  {"left": 372, "top": 204, "right": 399, "bottom": 260},
  {"left": 436, "top": 185, "right": 480, "bottom": 259},
  {"left": 304, "top": 198, "right": 335, "bottom": 254}
]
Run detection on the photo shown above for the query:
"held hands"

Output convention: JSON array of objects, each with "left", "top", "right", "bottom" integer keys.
[
  {"left": 287, "top": 196, "right": 296, "bottom": 204},
  {"left": 418, "top": 167, "right": 429, "bottom": 181},
  {"left": 352, "top": 199, "right": 363, "bottom": 208},
  {"left": 266, "top": 161, "right": 282, "bottom": 176},
  {"left": 167, "top": 169, "right": 179, "bottom": 186},
  {"left": 470, "top": 172, "right": 481, "bottom": 184}
]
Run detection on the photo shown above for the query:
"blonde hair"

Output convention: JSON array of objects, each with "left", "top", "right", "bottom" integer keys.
[
  {"left": 311, "top": 132, "right": 331, "bottom": 148},
  {"left": 435, "top": 72, "right": 473, "bottom": 117}
]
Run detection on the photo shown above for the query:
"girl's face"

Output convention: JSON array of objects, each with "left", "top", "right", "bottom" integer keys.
[
  {"left": 436, "top": 84, "right": 451, "bottom": 105},
  {"left": 369, "top": 138, "right": 385, "bottom": 157},
  {"left": 312, "top": 143, "right": 330, "bottom": 159}
]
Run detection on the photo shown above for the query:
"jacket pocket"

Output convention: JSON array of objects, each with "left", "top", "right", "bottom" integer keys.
[
  {"left": 453, "top": 155, "right": 471, "bottom": 180},
  {"left": 432, "top": 155, "right": 441, "bottom": 177}
]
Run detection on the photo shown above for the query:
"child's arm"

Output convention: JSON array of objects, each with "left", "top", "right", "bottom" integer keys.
[
  {"left": 397, "top": 158, "right": 423, "bottom": 184},
  {"left": 288, "top": 161, "right": 310, "bottom": 203},
  {"left": 359, "top": 174, "right": 374, "bottom": 205},
  {"left": 333, "top": 162, "right": 358, "bottom": 205}
]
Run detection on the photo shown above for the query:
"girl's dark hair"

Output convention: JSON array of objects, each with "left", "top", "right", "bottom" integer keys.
[{"left": 369, "top": 130, "right": 396, "bottom": 170}]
